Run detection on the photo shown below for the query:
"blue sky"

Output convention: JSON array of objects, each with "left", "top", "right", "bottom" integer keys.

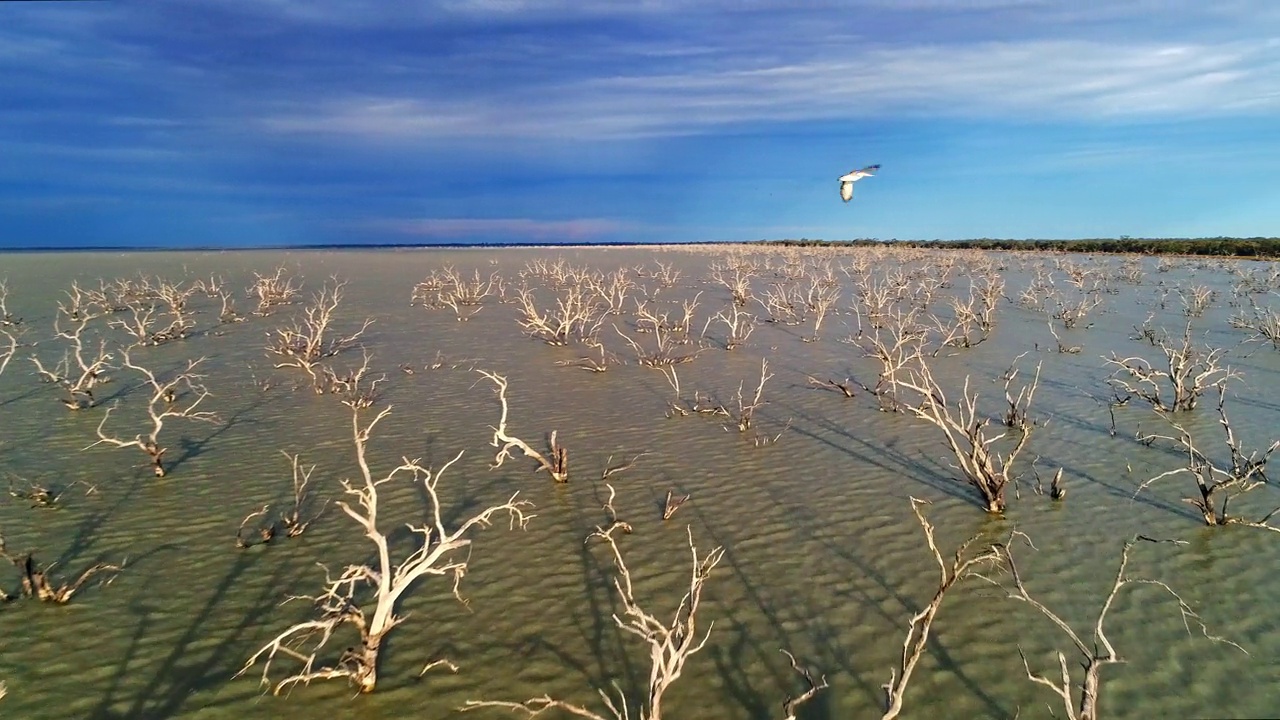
[{"left": 1, "top": 1, "right": 1278, "bottom": 248}]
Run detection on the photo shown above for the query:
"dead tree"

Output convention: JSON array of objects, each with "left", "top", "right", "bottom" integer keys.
[
  {"left": 1136, "top": 385, "right": 1280, "bottom": 531},
  {"left": 881, "top": 498, "right": 1001, "bottom": 719},
  {"left": 703, "top": 304, "right": 757, "bottom": 350},
  {"left": 236, "top": 504, "right": 277, "bottom": 549},
  {"left": 5, "top": 475, "right": 94, "bottom": 509},
  {"left": 1179, "top": 284, "right": 1214, "bottom": 318},
  {"left": 0, "top": 322, "right": 20, "bottom": 378},
  {"left": 1229, "top": 301, "right": 1280, "bottom": 350},
  {"left": 320, "top": 349, "right": 386, "bottom": 408},
  {"left": 1031, "top": 464, "right": 1067, "bottom": 501},
  {"left": 780, "top": 650, "right": 828, "bottom": 720},
  {"left": 662, "top": 490, "right": 689, "bottom": 521},
  {"left": 556, "top": 339, "right": 619, "bottom": 373},
  {"left": 1047, "top": 287, "right": 1104, "bottom": 329},
  {"left": 660, "top": 366, "right": 692, "bottom": 418},
  {"left": 107, "top": 277, "right": 196, "bottom": 347},
  {"left": 851, "top": 268, "right": 910, "bottom": 329},
  {"left": 710, "top": 260, "right": 755, "bottom": 308},
  {"left": 857, "top": 306, "right": 928, "bottom": 412},
  {"left": 441, "top": 267, "right": 500, "bottom": 307},
  {"left": 1001, "top": 352, "right": 1041, "bottom": 432},
  {"left": 635, "top": 294, "right": 701, "bottom": 347},
  {"left": 587, "top": 268, "right": 635, "bottom": 316},
  {"left": 759, "top": 283, "right": 807, "bottom": 326},
  {"left": 651, "top": 261, "right": 681, "bottom": 289},
  {"left": 236, "top": 404, "right": 534, "bottom": 694},
  {"left": 514, "top": 284, "right": 602, "bottom": 346},
  {"left": 0, "top": 279, "right": 19, "bottom": 328},
  {"left": 85, "top": 352, "right": 218, "bottom": 477},
  {"left": 478, "top": 370, "right": 569, "bottom": 482},
  {"left": 729, "top": 358, "right": 772, "bottom": 433},
  {"left": 614, "top": 323, "right": 700, "bottom": 368},
  {"left": 894, "top": 355, "right": 1039, "bottom": 513},
  {"left": 0, "top": 534, "right": 123, "bottom": 604},
  {"left": 464, "top": 522, "right": 724, "bottom": 720},
  {"left": 995, "top": 535, "right": 1244, "bottom": 720},
  {"left": 803, "top": 271, "right": 841, "bottom": 342},
  {"left": 1104, "top": 322, "right": 1235, "bottom": 412},
  {"left": 30, "top": 289, "right": 114, "bottom": 409},
  {"left": 249, "top": 266, "right": 302, "bottom": 316},
  {"left": 268, "top": 279, "right": 374, "bottom": 391},
  {"left": 279, "top": 451, "right": 326, "bottom": 536},
  {"left": 0, "top": 280, "right": 23, "bottom": 377},
  {"left": 1045, "top": 322, "right": 1082, "bottom": 354}
]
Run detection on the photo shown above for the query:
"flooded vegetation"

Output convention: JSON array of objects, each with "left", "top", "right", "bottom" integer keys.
[{"left": 1, "top": 245, "right": 1278, "bottom": 719}]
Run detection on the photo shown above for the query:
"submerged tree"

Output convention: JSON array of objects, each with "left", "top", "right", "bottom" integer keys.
[
  {"left": 238, "top": 398, "right": 533, "bottom": 694},
  {"left": 86, "top": 352, "right": 218, "bottom": 477},
  {"left": 465, "top": 519, "right": 725, "bottom": 719}
]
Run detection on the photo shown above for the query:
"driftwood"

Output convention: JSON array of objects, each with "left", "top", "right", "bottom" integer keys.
[
  {"left": 4, "top": 476, "right": 94, "bottom": 508},
  {"left": 235, "top": 504, "right": 277, "bottom": 549},
  {"left": 807, "top": 375, "right": 856, "bottom": 398}
]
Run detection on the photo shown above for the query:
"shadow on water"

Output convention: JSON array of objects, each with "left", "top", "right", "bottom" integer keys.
[
  {"left": 86, "top": 551, "right": 303, "bottom": 720},
  {"left": 776, "top": 402, "right": 980, "bottom": 510},
  {"left": 768, "top": 487, "right": 1013, "bottom": 719},
  {"left": 688, "top": 501, "right": 799, "bottom": 720},
  {"left": 494, "top": 483, "right": 645, "bottom": 712}
]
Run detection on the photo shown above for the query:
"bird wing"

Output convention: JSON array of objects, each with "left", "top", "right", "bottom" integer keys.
[
  {"left": 859, "top": 164, "right": 881, "bottom": 174},
  {"left": 840, "top": 181, "right": 853, "bottom": 202}
]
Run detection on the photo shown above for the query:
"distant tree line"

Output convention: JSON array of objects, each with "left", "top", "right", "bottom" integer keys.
[{"left": 760, "top": 237, "right": 1280, "bottom": 258}]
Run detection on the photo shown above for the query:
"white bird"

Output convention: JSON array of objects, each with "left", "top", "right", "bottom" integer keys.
[{"left": 838, "top": 164, "right": 880, "bottom": 203}]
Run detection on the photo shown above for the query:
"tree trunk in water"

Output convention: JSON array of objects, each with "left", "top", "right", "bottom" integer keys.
[{"left": 355, "top": 638, "right": 380, "bottom": 693}]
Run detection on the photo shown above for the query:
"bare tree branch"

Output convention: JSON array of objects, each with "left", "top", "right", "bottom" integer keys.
[
  {"left": 996, "top": 534, "right": 1246, "bottom": 720},
  {"left": 881, "top": 498, "right": 1001, "bottom": 719},
  {"left": 478, "top": 370, "right": 569, "bottom": 482},
  {"left": 84, "top": 351, "right": 218, "bottom": 477},
  {"left": 237, "top": 403, "right": 534, "bottom": 694}
]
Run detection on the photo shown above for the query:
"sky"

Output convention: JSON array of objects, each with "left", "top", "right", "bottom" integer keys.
[{"left": 1, "top": 0, "right": 1279, "bottom": 248}]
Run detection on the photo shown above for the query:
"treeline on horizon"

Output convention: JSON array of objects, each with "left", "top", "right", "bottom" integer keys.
[{"left": 761, "top": 236, "right": 1280, "bottom": 258}]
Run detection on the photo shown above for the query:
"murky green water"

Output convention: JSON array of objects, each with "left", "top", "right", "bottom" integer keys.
[{"left": 1, "top": 247, "right": 1278, "bottom": 719}]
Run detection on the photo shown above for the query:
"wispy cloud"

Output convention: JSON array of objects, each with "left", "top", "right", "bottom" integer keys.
[
  {"left": 4, "top": 0, "right": 1279, "bottom": 243},
  {"left": 259, "top": 38, "right": 1280, "bottom": 141}
]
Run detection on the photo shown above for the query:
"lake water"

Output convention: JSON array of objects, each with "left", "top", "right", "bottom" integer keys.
[{"left": 0, "top": 246, "right": 1277, "bottom": 719}]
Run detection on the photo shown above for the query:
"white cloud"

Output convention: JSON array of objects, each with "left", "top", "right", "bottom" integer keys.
[{"left": 260, "top": 38, "right": 1280, "bottom": 141}]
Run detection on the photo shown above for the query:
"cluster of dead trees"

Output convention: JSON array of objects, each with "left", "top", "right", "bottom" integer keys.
[
  {"left": 2, "top": 252, "right": 1276, "bottom": 715},
  {"left": 7, "top": 266, "right": 386, "bottom": 479}
]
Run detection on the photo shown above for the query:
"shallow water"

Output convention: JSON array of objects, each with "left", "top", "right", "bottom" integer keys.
[{"left": 0, "top": 246, "right": 1278, "bottom": 719}]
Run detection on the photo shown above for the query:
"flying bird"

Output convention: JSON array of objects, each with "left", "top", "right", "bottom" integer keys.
[{"left": 838, "top": 164, "right": 880, "bottom": 203}]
